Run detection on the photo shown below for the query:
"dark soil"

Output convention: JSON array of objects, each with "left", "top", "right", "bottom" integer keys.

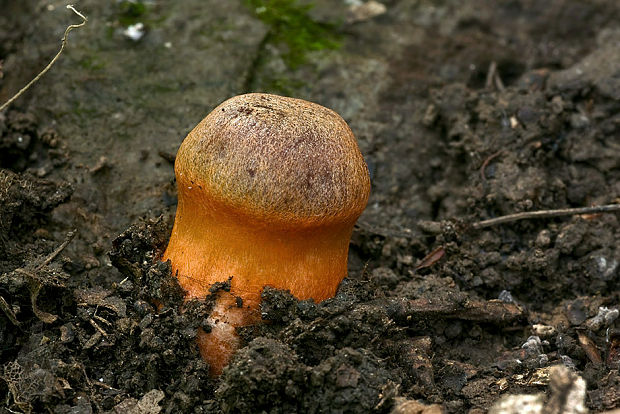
[{"left": 0, "top": 1, "right": 619, "bottom": 413}]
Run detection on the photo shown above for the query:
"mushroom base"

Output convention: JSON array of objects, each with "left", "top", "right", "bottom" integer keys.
[{"left": 197, "top": 293, "right": 246, "bottom": 376}]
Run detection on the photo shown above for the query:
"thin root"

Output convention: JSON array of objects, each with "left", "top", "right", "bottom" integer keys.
[
  {"left": 0, "top": 5, "right": 88, "bottom": 112},
  {"left": 471, "top": 204, "right": 620, "bottom": 230}
]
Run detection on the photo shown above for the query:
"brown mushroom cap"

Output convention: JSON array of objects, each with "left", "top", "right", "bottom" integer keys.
[{"left": 175, "top": 93, "right": 371, "bottom": 228}]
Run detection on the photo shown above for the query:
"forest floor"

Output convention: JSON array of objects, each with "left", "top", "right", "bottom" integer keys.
[{"left": 0, "top": 1, "right": 619, "bottom": 413}]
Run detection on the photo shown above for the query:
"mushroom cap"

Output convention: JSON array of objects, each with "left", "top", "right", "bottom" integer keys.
[{"left": 175, "top": 93, "right": 371, "bottom": 228}]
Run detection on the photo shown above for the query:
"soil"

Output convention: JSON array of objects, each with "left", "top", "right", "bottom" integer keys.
[{"left": 0, "top": 0, "right": 619, "bottom": 413}]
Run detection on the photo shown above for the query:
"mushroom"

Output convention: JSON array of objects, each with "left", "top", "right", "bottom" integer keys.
[{"left": 163, "top": 93, "right": 370, "bottom": 375}]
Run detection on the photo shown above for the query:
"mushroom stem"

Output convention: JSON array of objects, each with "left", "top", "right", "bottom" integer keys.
[
  {"left": 165, "top": 200, "right": 354, "bottom": 375},
  {"left": 166, "top": 198, "right": 354, "bottom": 305}
]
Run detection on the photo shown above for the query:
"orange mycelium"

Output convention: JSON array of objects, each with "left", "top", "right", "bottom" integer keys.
[{"left": 163, "top": 93, "right": 371, "bottom": 375}]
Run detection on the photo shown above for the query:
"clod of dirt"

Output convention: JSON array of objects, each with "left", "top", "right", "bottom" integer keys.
[
  {"left": 0, "top": 169, "right": 73, "bottom": 338},
  {"left": 0, "top": 110, "right": 68, "bottom": 174},
  {"left": 109, "top": 216, "right": 184, "bottom": 305},
  {"left": 0, "top": 111, "right": 37, "bottom": 171},
  {"left": 217, "top": 337, "right": 398, "bottom": 413},
  {"left": 0, "top": 170, "right": 73, "bottom": 260}
]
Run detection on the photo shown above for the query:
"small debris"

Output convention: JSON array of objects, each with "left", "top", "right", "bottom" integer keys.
[
  {"left": 534, "top": 230, "right": 552, "bottom": 248},
  {"left": 526, "top": 366, "right": 553, "bottom": 386},
  {"left": 390, "top": 397, "right": 443, "bottom": 414},
  {"left": 532, "top": 324, "right": 556, "bottom": 337},
  {"left": 485, "top": 61, "right": 506, "bottom": 91},
  {"left": 591, "top": 256, "right": 618, "bottom": 281},
  {"left": 480, "top": 150, "right": 504, "bottom": 181},
  {"left": 112, "top": 389, "right": 165, "bottom": 414},
  {"left": 577, "top": 331, "right": 602, "bottom": 365},
  {"left": 89, "top": 156, "right": 110, "bottom": 174},
  {"left": 415, "top": 246, "right": 445, "bottom": 271},
  {"left": 422, "top": 104, "right": 438, "bottom": 126},
  {"left": 123, "top": 22, "right": 145, "bottom": 41},
  {"left": 75, "top": 288, "right": 127, "bottom": 317},
  {"left": 0, "top": 295, "right": 20, "bottom": 327},
  {"left": 490, "top": 394, "right": 543, "bottom": 414},
  {"left": 347, "top": 1, "right": 387, "bottom": 23},
  {"left": 560, "top": 355, "right": 577, "bottom": 370},
  {"left": 498, "top": 290, "right": 516, "bottom": 304},
  {"left": 521, "top": 336, "right": 546, "bottom": 360},
  {"left": 509, "top": 116, "right": 519, "bottom": 129},
  {"left": 60, "top": 323, "right": 75, "bottom": 343},
  {"left": 489, "top": 365, "right": 586, "bottom": 414},
  {"left": 607, "top": 329, "right": 620, "bottom": 368},
  {"left": 569, "top": 112, "right": 590, "bottom": 129},
  {"left": 585, "top": 306, "right": 619, "bottom": 331}
]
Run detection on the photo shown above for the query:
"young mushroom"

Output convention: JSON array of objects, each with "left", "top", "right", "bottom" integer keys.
[{"left": 163, "top": 93, "right": 371, "bottom": 375}]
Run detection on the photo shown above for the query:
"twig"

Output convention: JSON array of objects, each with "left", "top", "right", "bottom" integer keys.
[
  {"left": 471, "top": 204, "right": 620, "bottom": 230},
  {"left": 37, "top": 229, "right": 76, "bottom": 270},
  {"left": 0, "top": 296, "right": 20, "bottom": 327},
  {"left": 485, "top": 61, "right": 505, "bottom": 91},
  {"left": 92, "top": 313, "right": 112, "bottom": 327},
  {"left": 387, "top": 297, "right": 525, "bottom": 325},
  {"left": 0, "top": 5, "right": 87, "bottom": 112},
  {"left": 89, "top": 318, "right": 109, "bottom": 339},
  {"left": 485, "top": 61, "right": 497, "bottom": 89},
  {"left": 92, "top": 380, "right": 119, "bottom": 391}
]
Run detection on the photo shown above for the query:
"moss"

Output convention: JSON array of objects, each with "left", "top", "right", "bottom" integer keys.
[
  {"left": 78, "top": 55, "right": 106, "bottom": 71},
  {"left": 117, "top": 0, "right": 148, "bottom": 27},
  {"left": 244, "top": 0, "right": 341, "bottom": 69},
  {"left": 263, "top": 77, "right": 306, "bottom": 95}
]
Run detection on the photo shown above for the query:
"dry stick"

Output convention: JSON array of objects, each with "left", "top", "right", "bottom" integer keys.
[
  {"left": 0, "top": 5, "right": 87, "bottom": 112},
  {"left": 0, "top": 296, "right": 20, "bottom": 327},
  {"left": 37, "top": 229, "right": 76, "bottom": 270},
  {"left": 485, "top": 61, "right": 505, "bottom": 91},
  {"left": 387, "top": 297, "right": 524, "bottom": 324},
  {"left": 471, "top": 204, "right": 620, "bottom": 230}
]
